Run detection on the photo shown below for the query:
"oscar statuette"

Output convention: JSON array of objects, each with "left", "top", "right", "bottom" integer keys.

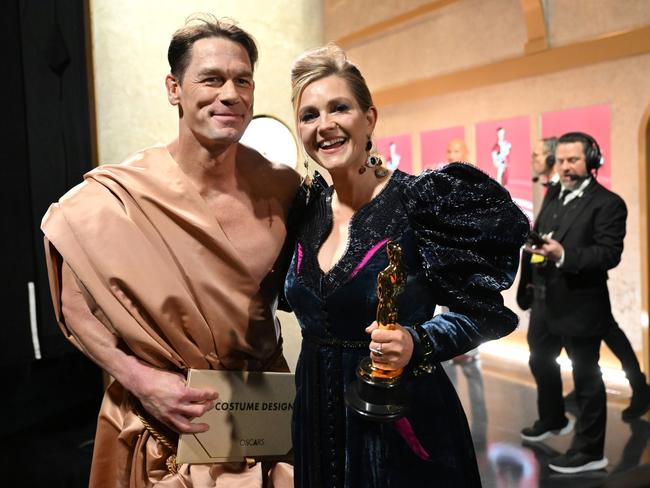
[{"left": 345, "top": 241, "right": 410, "bottom": 421}]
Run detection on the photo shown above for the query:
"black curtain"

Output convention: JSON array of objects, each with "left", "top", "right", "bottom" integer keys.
[
  {"left": 2, "top": 0, "right": 37, "bottom": 366},
  {"left": 3, "top": 0, "right": 95, "bottom": 364},
  {"left": 2, "top": 0, "right": 103, "bottom": 441}
]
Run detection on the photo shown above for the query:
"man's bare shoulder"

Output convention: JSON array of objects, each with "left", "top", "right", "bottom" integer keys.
[{"left": 236, "top": 144, "right": 301, "bottom": 202}]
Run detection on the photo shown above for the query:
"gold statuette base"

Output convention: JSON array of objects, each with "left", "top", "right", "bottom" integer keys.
[{"left": 345, "top": 357, "right": 409, "bottom": 422}]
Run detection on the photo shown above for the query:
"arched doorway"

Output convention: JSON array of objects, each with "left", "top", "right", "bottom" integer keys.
[{"left": 639, "top": 104, "right": 650, "bottom": 373}]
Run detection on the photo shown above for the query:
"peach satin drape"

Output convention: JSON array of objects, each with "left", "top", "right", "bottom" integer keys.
[{"left": 41, "top": 146, "right": 291, "bottom": 487}]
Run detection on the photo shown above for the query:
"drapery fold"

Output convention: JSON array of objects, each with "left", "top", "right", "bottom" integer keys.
[{"left": 41, "top": 146, "right": 290, "bottom": 487}]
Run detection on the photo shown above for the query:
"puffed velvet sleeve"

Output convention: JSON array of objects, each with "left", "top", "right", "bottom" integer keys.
[{"left": 403, "top": 163, "right": 529, "bottom": 363}]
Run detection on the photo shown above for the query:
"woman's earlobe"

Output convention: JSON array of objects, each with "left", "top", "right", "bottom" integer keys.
[{"left": 366, "top": 106, "right": 378, "bottom": 129}]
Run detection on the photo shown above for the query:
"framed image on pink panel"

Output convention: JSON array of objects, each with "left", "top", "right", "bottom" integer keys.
[
  {"left": 476, "top": 117, "right": 533, "bottom": 221},
  {"left": 541, "top": 104, "right": 611, "bottom": 189},
  {"left": 420, "top": 126, "right": 466, "bottom": 170},
  {"left": 376, "top": 134, "right": 413, "bottom": 174}
]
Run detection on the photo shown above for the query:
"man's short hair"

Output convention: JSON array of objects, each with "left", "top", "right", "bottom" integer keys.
[
  {"left": 542, "top": 136, "right": 558, "bottom": 157},
  {"left": 168, "top": 14, "right": 258, "bottom": 81},
  {"left": 558, "top": 131, "right": 603, "bottom": 171}
]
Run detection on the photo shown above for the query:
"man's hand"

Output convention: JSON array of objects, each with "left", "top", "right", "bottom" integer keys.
[
  {"left": 524, "top": 236, "right": 564, "bottom": 262},
  {"left": 366, "top": 321, "right": 414, "bottom": 371},
  {"left": 60, "top": 262, "right": 218, "bottom": 434},
  {"left": 127, "top": 362, "right": 219, "bottom": 434}
]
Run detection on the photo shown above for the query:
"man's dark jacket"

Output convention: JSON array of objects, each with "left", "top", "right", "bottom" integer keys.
[{"left": 524, "top": 179, "right": 627, "bottom": 337}]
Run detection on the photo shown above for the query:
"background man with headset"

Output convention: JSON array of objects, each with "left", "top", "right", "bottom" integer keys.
[
  {"left": 531, "top": 136, "right": 559, "bottom": 188},
  {"left": 519, "top": 134, "right": 650, "bottom": 421},
  {"left": 519, "top": 132, "right": 627, "bottom": 474},
  {"left": 517, "top": 137, "right": 558, "bottom": 327}
]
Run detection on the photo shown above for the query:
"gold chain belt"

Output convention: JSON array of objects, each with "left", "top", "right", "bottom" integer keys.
[{"left": 135, "top": 411, "right": 179, "bottom": 475}]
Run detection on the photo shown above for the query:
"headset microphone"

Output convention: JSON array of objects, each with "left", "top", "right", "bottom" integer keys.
[
  {"left": 567, "top": 174, "right": 589, "bottom": 181},
  {"left": 532, "top": 176, "right": 539, "bottom": 183}
]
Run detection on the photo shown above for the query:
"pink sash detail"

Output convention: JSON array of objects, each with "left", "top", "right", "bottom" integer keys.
[
  {"left": 350, "top": 238, "right": 390, "bottom": 278},
  {"left": 394, "top": 417, "right": 431, "bottom": 461}
]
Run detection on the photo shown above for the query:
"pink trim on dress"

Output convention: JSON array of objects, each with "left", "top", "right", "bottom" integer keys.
[
  {"left": 350, "top": 238, "right": 390, "bottom": 278},
  {"left": 296, "top": 243, "right": 304, "bottom": 275},
  {"left": 394, "top": 417, "right": 431, "bottom": 461}
]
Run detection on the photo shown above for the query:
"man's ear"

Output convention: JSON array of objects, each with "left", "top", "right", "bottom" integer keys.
[{"left": 165, "top": 74, "right": 180, "bottom": 106}]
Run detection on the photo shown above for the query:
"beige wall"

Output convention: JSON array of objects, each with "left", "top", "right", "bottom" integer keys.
[
  {"left": 90, "top": 0, "right": 323, "bottom": 166},
  {"left": 325, "top": 0, "right": 434, "bottom": 41},
  {"left": 330, "top": 0, "right": 527, "bottom": 86},
  {"left": 548, "top": 0, "right": 650, "bottom": 46},
  {"left": 326, "top": 0, "right": 650, "bottom": 350}
]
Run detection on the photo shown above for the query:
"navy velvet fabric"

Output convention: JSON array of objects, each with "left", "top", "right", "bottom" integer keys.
[{"left": 285, "top": 164, "right": 529, "bottom": 487}]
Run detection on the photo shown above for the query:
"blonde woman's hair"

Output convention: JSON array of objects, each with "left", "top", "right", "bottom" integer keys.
[
  {"left": 290, "top": 44, "right": 375, "bottom": 175},
  {"left": 290, "top": 43, "right": 374, "bottom": 116}
]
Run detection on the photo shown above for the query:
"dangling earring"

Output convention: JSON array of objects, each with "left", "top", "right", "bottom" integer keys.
[
  {"left": 302, "top": 157, "right": 312, "bottom": 186},
  {"left": 360, "top": 137, "right": 387, "bottom": 178},
  {"left": 300, "top": 147, "right": 314, "bottom": 204}
]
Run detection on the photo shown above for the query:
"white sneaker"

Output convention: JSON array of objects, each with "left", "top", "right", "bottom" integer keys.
[
  {"left": 549, "top": 451, "right": 608, "bottom": 474},
  {"left": 520, "top": 416, "right": 575, "bottom": 442}
]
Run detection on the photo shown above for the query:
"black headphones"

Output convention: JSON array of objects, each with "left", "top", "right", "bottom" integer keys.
[
  {"left": 543, "top": 136, "right": 557, "bottom": 170},
  {"left": 559, "top": 131, "right": 603, "bottom": 171}
]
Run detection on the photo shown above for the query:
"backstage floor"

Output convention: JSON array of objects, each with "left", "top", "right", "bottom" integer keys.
[
  {"left": 3, "top": 351, "right": 649, "bottom": 488},
  {"left": 460, "top": 352, "right": 650, "bottom": 488}
]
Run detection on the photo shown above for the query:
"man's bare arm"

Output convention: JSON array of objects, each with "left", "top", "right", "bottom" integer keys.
[{"left": 60, "top": 262, "right": 218, "bottom": 433}]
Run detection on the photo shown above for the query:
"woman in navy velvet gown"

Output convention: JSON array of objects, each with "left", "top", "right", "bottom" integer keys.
[{"left": 284, "top": 44, "right": 529, "bottom": 487}]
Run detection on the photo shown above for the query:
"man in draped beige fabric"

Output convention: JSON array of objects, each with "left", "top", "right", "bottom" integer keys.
[{"left": 41, "top": 16, "right": 300, "bottom": 487}]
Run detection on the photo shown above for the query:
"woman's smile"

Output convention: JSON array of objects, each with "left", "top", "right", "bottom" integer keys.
[{"left": 318, "top": 137, "right": 348, "bottom": 152}]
